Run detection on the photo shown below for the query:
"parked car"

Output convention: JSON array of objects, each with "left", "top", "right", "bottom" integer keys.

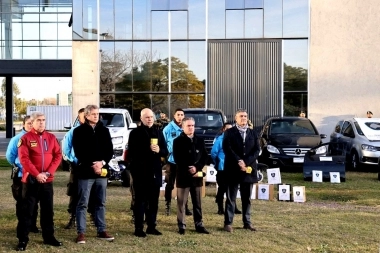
[
  {"left": 330, "top": 118, "right": 380, "bottom": 170},
  {"left": 258, "top": 117, "right": 327, "bottom": 170}
]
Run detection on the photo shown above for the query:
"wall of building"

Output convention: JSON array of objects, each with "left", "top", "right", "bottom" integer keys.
[
  {"left": 72, "top": 41, "right": 99, "bottom": 121},
  {"left": 309, "top": 0, "right": 380, "bottom": 138}
]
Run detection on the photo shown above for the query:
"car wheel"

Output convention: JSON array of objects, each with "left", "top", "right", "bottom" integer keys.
[{"left": 349, "top": 151, "right": 360, "bottom": 170}]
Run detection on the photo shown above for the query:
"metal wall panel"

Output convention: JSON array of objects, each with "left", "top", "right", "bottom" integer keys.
[
  {"left": 27, "top": 105, "right": 72, "bottom": 131},
  {"left": 208, "top": 40, "right": 282, "bottom": 131}
]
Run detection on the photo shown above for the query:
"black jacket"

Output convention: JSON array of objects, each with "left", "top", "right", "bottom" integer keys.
[
  {"left": 127, "top": 125, "right": 168, "bottom": 187},
  {"left": 222, "top": 126, "right": 260, "bottom": 184},
  {"left": 173, "top": 132, "right": 207, "bottom": 188},
  {"left": 72, "top": 121, "right": 113, "bottom": 179}
]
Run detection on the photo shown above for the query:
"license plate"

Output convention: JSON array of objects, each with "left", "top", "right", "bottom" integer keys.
[
  {"left": 293, "top": 157, "right": 304, "bottom": 163},
  {"left": 320, "top": 156, "right": 333, "bottom": 161}
]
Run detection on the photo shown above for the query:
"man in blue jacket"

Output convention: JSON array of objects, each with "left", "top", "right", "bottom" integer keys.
[
  {"left": 162, "top": 108, "right": 191, "bottom": 216},
  {"left": 6, "top": 115, "right": 39, "bottom": 233}
]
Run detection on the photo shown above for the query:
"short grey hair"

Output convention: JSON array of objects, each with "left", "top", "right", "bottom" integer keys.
[
  {"left": 182, "top": 117, "right": 195, "bottom": 126},
  {"left": 235, "top": 108, "right": 247, "bottom": 116},
  {"left": 30, "top": 112, "right": 45, "bottom": 121},
  {"left": 84, "top": 105, "right": 99, "bottom": 116}
]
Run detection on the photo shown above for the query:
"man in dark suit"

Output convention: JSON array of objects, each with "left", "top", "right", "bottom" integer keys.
[{"left": 222, "top": 109, "right": 260, "bottom": 233}]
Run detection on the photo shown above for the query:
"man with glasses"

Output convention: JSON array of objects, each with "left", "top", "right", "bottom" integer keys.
[{"left": 222, "top": 109, "right": 260, "bottom": 233}]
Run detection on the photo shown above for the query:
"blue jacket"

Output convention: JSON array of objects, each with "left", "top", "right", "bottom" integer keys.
[
  {"left": 211, "top": 133, "right": 225, "bottom": 171},
  {"left": 6, "top": 128, "right": 27, "bottom": 177},
  {"left": 163, "top": 120, "right": 183, "bottom": 164},
  {"left": 63, "top": 125, "right": 79, "bottom": 164}
]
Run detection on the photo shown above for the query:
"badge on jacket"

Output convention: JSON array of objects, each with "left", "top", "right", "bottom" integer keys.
[
  {"left": 17, "top": 139, "right": 22, "bottom": 148},
  {"left": 30, "top": 140, "right": 37, "bottom": 148}
]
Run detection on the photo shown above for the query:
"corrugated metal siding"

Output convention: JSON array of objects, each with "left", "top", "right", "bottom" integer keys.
[
  {"left": 27, "top": 105, "right": 72, "bottom": 131},
  {"left": 208, "top": 40, "right": 282, "bottom": 131}
]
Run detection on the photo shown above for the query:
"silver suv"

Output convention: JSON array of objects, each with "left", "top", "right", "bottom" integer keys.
[{"left": 330, "top": 118, "right": 380, "bottom": 169}]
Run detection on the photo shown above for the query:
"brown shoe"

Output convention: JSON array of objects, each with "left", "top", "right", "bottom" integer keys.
[
  {"left": 243, "top": 224, "right": 257, "bottom": 231},
  {"left": 97, "top": 231, "right": 114, "bottom": 241},
  {"left": 224, "top": 225, "right": 233, "bottom": 232},
  {"left": 76, "top": 233, "right": 85, "bottom": 244}
]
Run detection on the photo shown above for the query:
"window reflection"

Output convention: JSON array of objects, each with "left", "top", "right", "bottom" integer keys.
[
  {"left": 283, "top": 0, "right": 308, "bottom": 37},
  {"left": 245, "top": 9, "right": 263, "bottom": 38},
  {"left": 133, "top": 42, "right": 151, "bottom": 91},
  {"left": 100, "top": 94, "right": 116, "bottom": 108},
  {"left": 264, "top": 0, "right": 282, "bottom": 38},
  {"left": 99, "top": 0, "right": 114, "bottom": 40},
  {"left": 115, "top": 0, "right": 132, "bottom": 40},
  {"left": 73, "top": 0, "right": 83, "bottom": 39},
  {"left": 189, "top": 94, "right": 205, "bottom": 108},
  {"left": 152, "top": 42, "right": 169, "bottom": 92},
  {"left": 208, "top": 0, "right": 225, "bottom": 39},
  {"left": 115, "top": 42, "right": 133, "bottom": 92},
  {"left": 171, "top": 11, "right": 187, "bottom": 40},
  {"left": 151, "top": 11, "right": 168, "bottom": 40},
  {"left": 83, "top": 0, "right": 97, "bottom": 40},
  {"left": 100, "top": 41, "right": 115, "bottom": 92},
  {"left": 188, "top": 41, "right": 206, "bottom": 91},
  {"left": 152, "top": 95, "right": 169, "bottom": 118},
  {"left": 171, "top": 94, "right": 189, "bottom": 113},
  {"left": 171, "top": 42, "right": 188, "bottom": 91},
  {"left": 284, "top": 93, "right": 307, "bottom": 117},
  {"left": 225, "top": 0, "right": 244, "bottom": 9},
  {"left": 40, "top": 23, "right": 58, "bottom": 40},
  {"left": 132, "top": 94, "right": 151, "bottom": 121},
  {"left": 226, "top": 10, "right": 244, "bottom": 38},
  {"left": 114, "top": 94, "right": 133, "bottom": 115},
  {"left": 245, "top": 0, "right": 263, "bottom": 9},
  {"left": 170, "top": 0, "right": 188, "bottom": 10},
  {"left": 133, "top": 0, "right": 151, "bottom": 39},
  {"left": 189, "top": 0, "right": 205, "bottom": 39},
  {"left": 152, "top": 0, "right": 169, "bottom": 10},
  {"left": 283, "top": 40, "right": 308, "bottom": 91}
]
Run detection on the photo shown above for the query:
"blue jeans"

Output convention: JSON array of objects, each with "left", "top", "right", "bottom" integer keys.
[{"left": 76, "top": 178, "right": 107, "bottom": 234}]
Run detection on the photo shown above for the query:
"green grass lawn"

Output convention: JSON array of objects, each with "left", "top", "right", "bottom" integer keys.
[{"left": 1, "top": 162, "right": 380, "bottom": 252}]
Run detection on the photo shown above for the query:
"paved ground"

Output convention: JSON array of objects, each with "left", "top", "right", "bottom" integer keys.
[{"left": 0, "top": 131, "right": 66, "bottom": 158}]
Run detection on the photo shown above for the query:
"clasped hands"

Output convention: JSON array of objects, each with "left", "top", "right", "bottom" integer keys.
[
  {"left": 92, "top": 161, "right": 104, "bottom": 175},
  {"left": 36, "top": 172, "right": 50, "bottom": 183},
  {"left": 238, "top": 160, "right": 247, "bottom": 172}
]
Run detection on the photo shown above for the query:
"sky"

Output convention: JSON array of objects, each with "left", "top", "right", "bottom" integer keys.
[{"left": 5, "top": 77, "right": 72, "bottom": 101}]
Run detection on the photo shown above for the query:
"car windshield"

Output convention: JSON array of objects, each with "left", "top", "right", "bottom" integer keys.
[
  {"left": 184, "top": 112, "right": 223, "bottom": 130},
  {"left": 100, "top": 113, "right": 124, "bottom": 127},
  {"left": 270, "top": 119, "right": 317, "bottom": 134},
  {"left": 354, "top": 122, "right": 364, "bottom": 135}
]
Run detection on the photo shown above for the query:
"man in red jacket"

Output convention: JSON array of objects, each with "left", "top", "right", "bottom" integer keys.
[{"left": 16, "top": 112, "right": 63, "bottom": 251}]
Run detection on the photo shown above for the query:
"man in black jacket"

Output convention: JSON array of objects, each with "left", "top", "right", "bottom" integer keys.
[
  {"left": 222, "top": 109, "right": 260, "bottom": 233},
  {"left": 72, "top": 105, "right": 114, "bottom": 244},
  {"left": 173, "top": 117, "right": 209, "bottom": 235},
  {"left": 127, "top": 108, "right": 168, "bottom": 237}
]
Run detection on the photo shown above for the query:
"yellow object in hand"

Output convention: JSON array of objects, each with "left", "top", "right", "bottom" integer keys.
[
  {"left": 246, "top": 166, "right": 252, "bottom": 174},
  {"left": 197, "top": 171, "right": 203, "bottom": 177},
  {"left": 101, "top": 168, "right": 108, "bottom": 177},
  {"left": 151, "top": 138, "right": 158, "bottom": 145}
]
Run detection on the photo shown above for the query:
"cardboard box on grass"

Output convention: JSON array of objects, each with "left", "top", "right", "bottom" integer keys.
[
  {"left": 267, "top": 168, "right": 281, "bottom": 185},
  {"left": 330, "top": 172, "right": 341, "bottom": 183},
  {"left": 257, "top": 184, "right": 274, "bottom": 200},
  {"left": 293, "top": 186, "right": 306, "bottom": 202},
  {"left": 312, "top": 170, "right": 323, "bottom": 183},
  {"left": 278, "top": 184, "right": 291, "bottom": 201},
  {"left": 205, "top": 166, "right": 217, "bottom": 183}
]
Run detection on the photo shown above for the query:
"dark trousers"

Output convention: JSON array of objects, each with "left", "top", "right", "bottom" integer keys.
[
  {"left": 17, "top": 181, "right": 54, "bottom": 242},
  {"left": 164, "top": 162, "right": 177, "bottom": 202},
  {"left": 133, "top": 179, "right": 160, "bottom": 230},
  {"left": 224, "top": 183, "right": 253, "bottom": 226},
  {"left": 14, "top": 177, "right": 38, "bottom": 228},
  {"left": 177, "top": 186, "right": 203, "bottom": 229},
  {"left": 216, "top": 171, "right": 227, "bottom": 203}
]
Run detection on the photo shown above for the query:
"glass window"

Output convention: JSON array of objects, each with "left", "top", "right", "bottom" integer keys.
[
  {"left": 188, "top": 0, "right": 205, "bottom": 39},
  {"left": 171, "top": 42, "right": 188, "bottom": 91},
  {"left": 188, "top": 41, "right": 206, "bottom": 92},
  {"left": 58, "top": 22, "right": 72, "bottom": 40},
  {"left": 133, "top": 42, "right": 151, "bottom": 91},
  {"left": 58, "top": 13, "right": 71, "bottom": 22},
  {"left": 12, "top": 47, "right": 22, "bottom": 59},
  {"left": 83, "top": 0, "right": 97, "bottom": 40},
  {"left": 208, "top": 0, "right": 225, "bottom": 39},
  {"left": 58, "top": 47, "right": 71, "bottom": 59},
  {"left": 99, "top": 0, "right": 114, "bottom": 40},
  {"left": 40, "top": 13, "right": 57, "bottom": 22},
  {"left": 225, "top": 0, "right": 244, "bottom": 9},
  {"left": 151, "top": 11, "right": 168, "bottom": 40},
  {"left": 170, "top": 0, "right": 188, "bottom": 10},
  {"left": 283, "top": 93, "right": 307, "bottom": 117},
  {"left": 264, "top": 0, "right": 282, "bottom": 38},
  {"left": 100, "top": 41, "right": 115, "bottom": 92},
  {"left": 115, "top": 0, "right": 132, "bottom": 40},
  {"left": 152, "top": 42, "right": 169, "bottom": 92},
  {"left": 22, "top": 13, "right": 39, "bottom": 22},
  {"left": 99, "top": 113, "right": 125, "bottom": 127},
  {"left": 170, "top": 94, "right": 188, "bottom": 113},
  {"left": 152, "top": 0, "right": 169, "bottom": 10},
  {"left": 114, "top": 94, "right": 133, "bottom": 114},
  {"left": 23, "top": 23, "right": 40, "bottom": 40},
  {"left": 58, "top": 41, "right": 71, "bottom": 46},
  {"left": 40, "top": 23, "right": 58, "bottom": 40},
  {"left": 283, "top": 40, "right": 308, "bottom": 91},
  {"left": 226, "top": 10, "right": 244, "bottom": 38},
  {"left": 100, "top": 94, "right": 116, "bottom": 108},
  {"left": 189, "top": 94, "right": 205, "bottom": 108},
  {"left": 23, "top": 47, "right": 40, "bottom": 59},
  {"left": 132, "top": 94, "right": 151, "bottom": 121},
  {"left": 133, "top": 0, "right": 151, "bottom": 39},
  {"left": 245, "top": 9, "right": 263, "bottom": 38},
  {"left": 115, "top": 42, "right": 133, "bottom": 92},
  {"left": 152, "top": 95, "right": 169, "bottom": 117},
  {"left": 245, "top": 0, "right": 263, "bottom": 9},
  {"left": 12, "top": 23, "right": 22, "bottom": 40},
  {"left": 283, "top": 0, "right": 309, "bottom": 37},
  {"left": 73, "top": 0, "right": 83, "bottom": 39},
  {"left": 41, "top": 47, "right": 57, "bottom": 59},
  {"left": 171, "top": 11, "right": 187, "bottom": 40}
]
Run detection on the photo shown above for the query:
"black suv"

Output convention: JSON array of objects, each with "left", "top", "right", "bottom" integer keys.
[
  {"left": 183, "top": 108, "right": 226, "bottom": 160},
  {"left": 259, "top": 117, "right": 327, "bottom": 170}
]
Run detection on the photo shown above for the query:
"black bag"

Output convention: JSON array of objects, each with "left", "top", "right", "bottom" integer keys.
[{"left": 121, "top": 168, "right": 131, "bottom": 187}]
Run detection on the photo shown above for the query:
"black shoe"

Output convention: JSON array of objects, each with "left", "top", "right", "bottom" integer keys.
[
  {"left": 16, "top": 241, "right": 27, "bottom": 251},
  {"left": 30, "top": 226, "right": 40, "bottom": 233},
  {"left": 243, "top": 224, "right": 257, "bottom": 231},
  {"left": 217, "top": 209, "right": 224, "bottom": 215},
  {"left": 146, "top": 227, "right": 162, "bottom": 236},
  {"left": 178, "top": 228, "right": 185, "bottom": 235},
  {"left": 165, "top": 202, "right": 171, "bottom": 216},
  {"left": 234, "top": 208, "right": 242, "bottom": 214},
  {"left": 43, "top": 237, "right": 63, "bottom": 247},
  {"left": 195, "top": 226, "right": 210, "bottom": 234},
  {"left": 134, "top": 229, "right": 147, "bottom": 238},
  {"left": 65, "top": 215, "right": 76, "bottom": 229},
  {"left": 185, "top": 209, "right": 192, "bottom": 216}
]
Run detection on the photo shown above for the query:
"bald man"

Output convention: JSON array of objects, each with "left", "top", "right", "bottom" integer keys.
[{"left": 127, "top": 108, "right": 168, "bottom": 237}]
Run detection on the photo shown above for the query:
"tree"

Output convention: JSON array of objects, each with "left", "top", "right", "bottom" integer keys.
[{"left": 284, "top": 63, "right": 308, "bottom": 91}]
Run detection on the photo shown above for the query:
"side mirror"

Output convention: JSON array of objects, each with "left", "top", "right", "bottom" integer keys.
[
  {"left": 129, "top": 123, "right": 137, "bottom": 129},
  {"left": 64, "top": 123, "right": 72, "bottom": 130},
  {"left": 320, "top": 134, "right": 327, "bottom": 139}
]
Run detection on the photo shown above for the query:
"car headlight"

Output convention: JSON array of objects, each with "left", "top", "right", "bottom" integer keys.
[
  {"left": 315, "top": 145, "right": 327, "bottom": 154},
  {"left": 112, "top": 136, "right": 123, "bottom": 145},
  {"left": 267, "top": 145, "right": 280, "bottom": 154},
  {"left": 361, "top": 144, "right": 377, "bottom": 152}
]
